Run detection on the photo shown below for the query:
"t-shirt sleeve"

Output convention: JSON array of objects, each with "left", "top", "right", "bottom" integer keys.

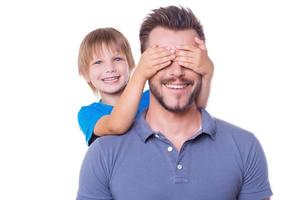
[
  {"left": 137, "top": 90, "right": 150, "bottom": 115},
  {"left": 238, "top": 136, "right": 273, "bottom": 200},
  {"left": 77, "top": 104, "right": 112, "bottom": 144},
  {"left": 76, "top": 140, "right": 113, "bottom": 200}
]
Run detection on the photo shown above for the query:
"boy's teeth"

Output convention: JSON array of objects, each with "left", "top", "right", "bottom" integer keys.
[{"left": 103, "top": 76, "right": 119, "bottom": 81}]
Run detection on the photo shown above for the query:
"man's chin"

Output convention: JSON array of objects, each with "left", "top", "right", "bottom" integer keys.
[{"left": 160, "top": 102, "right": 191, "bottom": 113}]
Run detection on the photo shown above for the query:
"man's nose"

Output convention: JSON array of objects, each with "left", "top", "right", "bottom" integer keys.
[{"left": 169, "top": 61, "right": 185, "bottom": 77}]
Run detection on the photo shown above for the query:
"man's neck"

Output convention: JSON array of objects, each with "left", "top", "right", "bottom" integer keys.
[{"left": 145, "top": 100, "right": 202, "bottom": 151}]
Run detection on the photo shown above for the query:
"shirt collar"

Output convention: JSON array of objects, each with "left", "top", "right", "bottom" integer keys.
[
  {"left": 200, "top": 108, "right": 216, "bottom": 140},
  {"left": 134, "top": 110, "right": 156, "bottom": 143},
  {"left": 134, "top": 108, "right": 216, "bottom": 143}
]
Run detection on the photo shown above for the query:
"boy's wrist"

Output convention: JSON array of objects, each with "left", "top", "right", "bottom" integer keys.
[{"left": 131, "top": 71, "right": 147, "bottom": 85}]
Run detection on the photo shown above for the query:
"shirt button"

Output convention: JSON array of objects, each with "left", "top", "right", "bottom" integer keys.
[
  {"left": 155, "top": 133, "right": 159, "bottom": 138},
  {"left": 167, "top": 146, "right": 173, "bottom": 152},
  {"left": 177, "top": 164, "right": 183, "bottom": 170}
]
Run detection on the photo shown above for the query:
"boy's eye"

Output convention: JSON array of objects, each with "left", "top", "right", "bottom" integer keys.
[
  {"left": 93, "top": 60, "right": 102, "bottom": 65},
  {"left": 114, "top": 57, "right": 123, "bottom": 61}
]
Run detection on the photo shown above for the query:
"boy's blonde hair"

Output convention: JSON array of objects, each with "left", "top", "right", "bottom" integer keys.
[{"left": 78, "top": 28, "right": 135, "bottom": 94}]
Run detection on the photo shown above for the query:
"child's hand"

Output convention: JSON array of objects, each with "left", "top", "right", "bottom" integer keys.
[
  {"left": 174, "top": 37, "right": 214, "bottom": 81},
  {"left": 136, "top": 46, "right": 175, "bottom": 80}
]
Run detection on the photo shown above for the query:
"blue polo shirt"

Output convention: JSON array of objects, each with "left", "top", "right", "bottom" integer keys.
[{"left": 76, "top": 109, "right": 272, "bottom": 200}]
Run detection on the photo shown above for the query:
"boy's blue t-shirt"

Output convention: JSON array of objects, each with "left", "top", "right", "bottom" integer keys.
[{"left": 78, "top": 90, "right": 150, "bottom": 144}]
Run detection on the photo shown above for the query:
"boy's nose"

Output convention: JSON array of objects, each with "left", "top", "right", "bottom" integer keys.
[
  {"left": 106, "top": 68, "right": 116, "bottom": 73},
  {"left": 105, "top": 63, "right": 116, "bottom": 73}
]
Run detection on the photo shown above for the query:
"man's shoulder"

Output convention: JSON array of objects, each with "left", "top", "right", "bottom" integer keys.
[
  {"left": 202, "top": 109, "right": 256, "bottom": 141},
  {"left": 96, "top": 129, "right": 134, "bottom": 142},
  {"left": 214, "top": 118, "right": 254, "bottom": 137},
  {"left": 213, "top": 117, "right": 260, "bottom": 150},
  {"left": 91, "top": 127, "right": 138, "bottom": 150}
]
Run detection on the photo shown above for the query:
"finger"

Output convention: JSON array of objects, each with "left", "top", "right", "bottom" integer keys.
[
  {"left": 175, "top": 54, "right": 209, "bottom": 73},
  {"left": 194, "top": 37, "right": 206, "bottom": 51},
  {"left": 151, "top": 48, "right": 175, "bottom": 60},
  {"left": 152, "top": 54, "right": 175, "bottom": 66},
  {"left": 174, "top": 55, "right": 195, "bottom": 64},
  {"left": 154, "top": 60, "right": 172, "bottom": 71},
  {"left": 176, "top": 47, "right": 208, "bottom": 63},
  {"left": 176, "top": 61, "right": 195, "bottom": 70},
  {"left": 176, "top": 44, "right": 198, "bottom": 52},
  {"left": 176, "top": 61, "right": 204, "bottom": 74},
  {"left": 175, "top": 49, "right": 198, "bottom": 58}
]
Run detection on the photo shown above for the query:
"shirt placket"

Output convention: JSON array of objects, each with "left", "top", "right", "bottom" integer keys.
[{"left": 154, "top": 132, "right": 189, "bottom": 184}]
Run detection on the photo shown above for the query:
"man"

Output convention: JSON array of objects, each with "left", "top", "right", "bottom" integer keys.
[{"left": 76, "top": 6, "right": 272, "bottom": 200}]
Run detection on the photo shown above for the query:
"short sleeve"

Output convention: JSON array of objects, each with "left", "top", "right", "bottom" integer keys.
[
  {"left": 238, "top": 136, "right": 273, "bottom": 200},
  {"left": 77, "top": 103, "right": 113, "bottom": 144},
  {"left": 76, "top": 140, "right": 113, "bottom": 200},
  {"left": 137, "top": 90, "right": 150, "bottom": 115}
]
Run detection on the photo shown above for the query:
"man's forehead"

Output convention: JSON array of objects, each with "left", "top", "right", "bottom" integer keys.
[{"left": 148, "top": 27, "right": 198, "bottom": 48}]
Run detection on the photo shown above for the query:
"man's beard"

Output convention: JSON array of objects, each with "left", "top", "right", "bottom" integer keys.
[{"left": 149, "top": 77, "right": 201, "bottom": 113}]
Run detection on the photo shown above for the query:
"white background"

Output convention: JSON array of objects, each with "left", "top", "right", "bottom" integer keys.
[{"left": 0, "top": 0, "right": 299, "bottom": 199}]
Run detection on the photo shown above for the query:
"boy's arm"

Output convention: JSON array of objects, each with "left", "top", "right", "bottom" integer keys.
[
  {"left": 175, "top": 37, "right": 214, "bottom": 108},
  {"left": 196, "top": 71, "right": 213, "bottom": 108},
  {"left": 94, "top": 46, "right": 175, "bottom": 136},
  {"left": 94, "top": 73, "right": 146, "bottom": 136}
]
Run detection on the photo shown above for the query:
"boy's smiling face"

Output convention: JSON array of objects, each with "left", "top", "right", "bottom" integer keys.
[{"left": 87, "top": 44, "right": 131, "bottom": 97}]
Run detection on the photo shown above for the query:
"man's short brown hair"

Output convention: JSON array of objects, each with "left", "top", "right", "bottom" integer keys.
[{"left": 139, "top": 6, "right": 205, "bottom": 53}]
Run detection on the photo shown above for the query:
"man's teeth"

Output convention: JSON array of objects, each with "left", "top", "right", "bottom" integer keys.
[{"left": 164, "top": 84, "right": 187, "bottom": 89}]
